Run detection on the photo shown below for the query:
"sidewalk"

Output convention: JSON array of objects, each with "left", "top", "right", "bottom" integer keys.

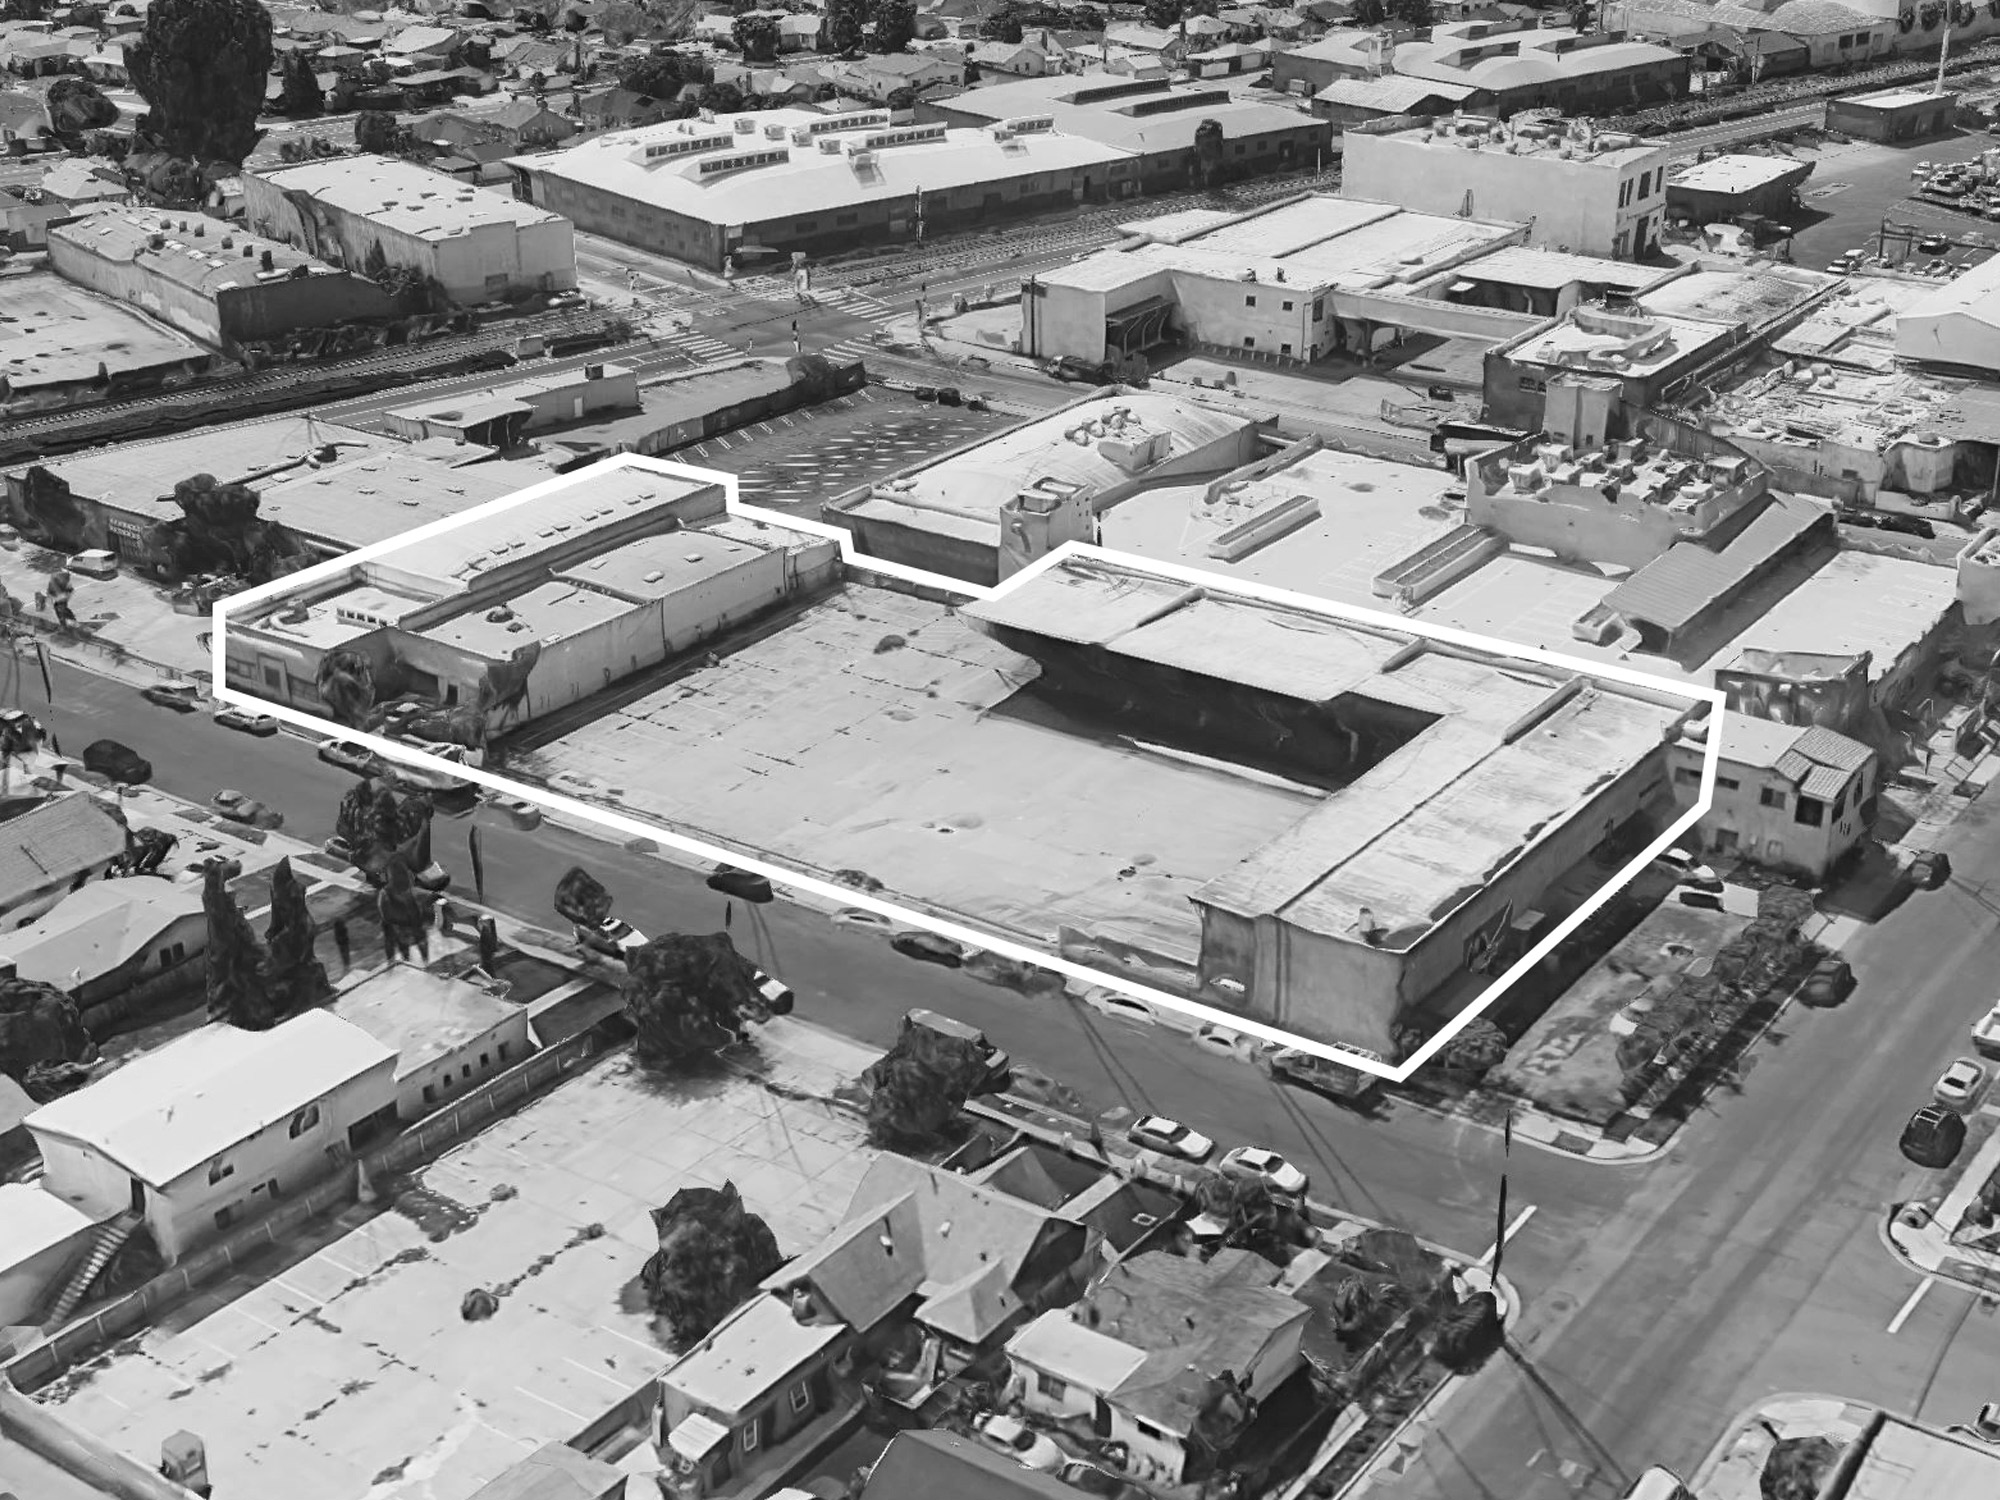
[
  {"left": 1689, "top": 1395, "right": 1877, "bottom": 1500},
  {"left": 1885, "top": 1104, "right": 2000, "bottom": 1292}
]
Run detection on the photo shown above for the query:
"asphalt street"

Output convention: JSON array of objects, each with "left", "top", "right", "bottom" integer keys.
[{"left": 44, "top": 638, "right": 2000, "bottom": 1496}]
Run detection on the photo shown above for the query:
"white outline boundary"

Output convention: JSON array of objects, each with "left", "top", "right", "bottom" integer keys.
[{"left": 212, "top": 452, "right": 1722, "bottom": 1083}]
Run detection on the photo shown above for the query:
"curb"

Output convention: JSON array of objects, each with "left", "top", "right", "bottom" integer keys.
[{"left": 1687, "top": 1392, "right": 1871, "bottom": 1498}]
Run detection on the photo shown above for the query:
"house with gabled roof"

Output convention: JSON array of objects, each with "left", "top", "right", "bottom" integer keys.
[
  {"left": 1666, "top": 709, "right": 1876, "bottom": 880},
  {"left": 0, "top": 793, "right": 130, "bottom": 929},
  {"left": 1003, "top": 1249, "right": 1309, "bottom": 1487}
]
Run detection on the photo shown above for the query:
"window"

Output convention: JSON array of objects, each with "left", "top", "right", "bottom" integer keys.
[
  {"left": 484, "top": 272, "right": 509, "bottom": 294},
  {"left": 1759, "top": 786, "right": 1786, "bottom": 809},
  {"left": 792, "top": 219, "right": 817, "bottom": 232},
  {"left": 479, "top": 1052, "right": 490, "bottom": 1068},
  {"left": 1717, "top": 776, "right": 1740, "bottom": 791},
  {"left": 1280, "top": 342, "right": 1293, "bottom": 355},
  {"left": 741, "top": 1419, "right": 760, "bottom": 1453},
  {"left": 1673, "top": 766, "right": 1699, "bottom": 784},
  {"left": 208, "top": 1158, "right": 235, "bottom": 1185},
  {"left": 1311, "top": 298, "right": 1324, "bottom": 319},
  {"left": 422, "top": 1083, "right": 436, "bottom": 1104},
  {"left": 1281, "top": 300, "right": 1294, "bottom": 311},
  {"left": 498, "top": 1042, "right": 511, "bottom": 1061},
  {"left": 836, "top": 213, "right": 858, "bottom": 226},
  {"left": 789, "top": 1381, "right": 812, "bottom": 1415},
  {"left": 214, "top": 1205, "right": 237, "bottom": 1232},
  {"left": 1243, "top": 337, "right": 1256, "bottom": 348},
  {"left": 1794, "top": 796, "right": 1825, "bottom": 827},
  {"left": 1619, "top": 179, "right": 1633, "bottom": 208},
  {"left": 1037, "top": 1371, "right": 1068, "bottom": 1400},
  {"left": 1245, "top": 294, "right": 1257, "bottom": 307},
  {"left": 289, "top": 1104, "right": 320, "bottom": 1138},
  {"left": 461, "top": 1064, "right": 473, "bottom": 1080}
]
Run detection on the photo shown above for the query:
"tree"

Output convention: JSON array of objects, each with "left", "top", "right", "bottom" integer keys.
[
  {"left": 1440, "top": 1017, "right": 1508, "bottom": 1077},
  {"left": 205, "top": 860, "right": 275, "bottom": 1030},
  {"left": 278, "top": 52, "right": 323, "bottom": 118},
  {"left": 600, "top": 0, "right": 652, "bottom": 43},
  {"left": 0, "top": 976, "right": 93, "bottom": 1081},
  {"left": 624, "top": 932, "right": 771, "bottom": 1067},
  {"left": 886, "top": 84, "right": 917, "bottom": 111},
  {"left": 871, "top": 0, "right": 917, "bottom": 52},
  {"left": 1192, "top": 117, "right": 1224, "bottom": 188},
  {"left": 1070, "top": 4, "right": 1105, "bottom": 27},
  {"left": 863, "top": 1025, "right": 987, "bottom": 1148},
  {"left": 1142, "top": 0, "right": 1180, "bottom": 27},
  {"left": 1192, "top": 1174, "right": 1312, "bottom": 1265},
  {"left": 126, "top": 0, "right": 273, "bottom": 166},
  {"left": 1350, "top": 0, "right": 1385, "bottom": 20},
  {"left": 1761, "top": 1437, "right": 1840, "bottom": 1500},
  {"left": 697, "top": 79, "right": 745, "bottom": 113},
  {"left": 981, "top": 8, "right": 1025, "bottom": 41},
  {"left": 1388, "top": 0, "right": 1432, "bottom": 24},
  {"left": 640, "top": 1182, "right": 783, "bottom": 1345},
  {"left": 621, "top": 52, "right": 689, "bottom": 97},
  {"left": 826, "top": 0, "right": 866, "bottom": 53},
  {"left": 355, "top": 108, "right": 400, "bottom": 153},
  {"left": 146, "top": 472, "right": 307, "bottom": 584},
  {"left": 45, "top": 77, "right": 119, "bottom": 142},
  {"left": 263, "top": 857, "right": 330, "bottom": 1018},
  {"left": 554, "top": 865, "right": 615, "bottom": 929},
  {"left": 732, "top": 11, "right": 781, "bottom": 61},
  {"left": 317, "top": 650, "right": 376, "bottom": 729}
]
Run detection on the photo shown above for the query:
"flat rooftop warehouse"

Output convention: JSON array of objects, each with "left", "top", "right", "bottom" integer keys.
[
  {"left": 1, "top": 270, "right": 209, "bottom": 395},
  {"left": 245, "top": 154, "right": 569, "bottom": 240}
]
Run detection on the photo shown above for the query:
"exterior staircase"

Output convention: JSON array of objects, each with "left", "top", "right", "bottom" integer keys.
[{"left": 43, "top": 1209, "right": 141, "bottom": 1331}]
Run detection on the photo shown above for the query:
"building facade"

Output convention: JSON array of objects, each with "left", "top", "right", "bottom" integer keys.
[
  {"left": 1668, "top": 713, "right": 1877, "bottom": 880},
  {"left": 1341, "top": 114, "right": 1670, "bottom": 259},
  {"left": 243, "top": 154, "right": 578, "bottom": 305}
]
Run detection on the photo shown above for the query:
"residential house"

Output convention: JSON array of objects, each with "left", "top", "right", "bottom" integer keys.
[
  {"left": 0, "top": 794, "right": 130, "bottom": 930},
  {"left": 1102, "top": 22, "right": 1186, "bottom": 62},
  {"left": 1189, "top": 41, "right": 1269, "bottom": 76},
  {"left": 23, "top": 1009, "right": 400, "bottom": 1263},
  {"left": 328, "top": 963, "right": 536, "bottom": 1122},
  {"left": 1667, "top": 712, "right": 1877, "bottom": 880},
  {"left": 385, "top": 23, "right": 465, "bottom": 63},
  {"left": 0, "top": 34, "right": 78, "bottom": 77},
  {"left": 0, "top": 878, "right": 204, "bottom": 1010},
  {"left": 777, "top": 12, "right": 823, "bottom": 51},
  {"left": 503, "top": 37, "right": 574, "bottom": 79},
  {"left": 969, "top": 38, "right": 1055, "bottom": 76},
  {"left": 0, "top": 1181, "right": 101, "bottom": 1328},
  {"left": 655, "top": 1290, "right": 853, "bottom": 1499},
  {"left": 1180, "top": 13, "right": 1233, "bottom": 46},
  {"left": 419, "top": 97, "right": 578, "bottom": 152},
  {"left": 0, "top": 86, "right": 46, "bottom": 143},
  {"left": 77, "top": 44, "right": 128, "bottom": 84},
  {"left": 860, "top": 1430, "right": 1078, "bottom": 1499},
  {"left": 826, "top": 50, "right": 965, "bottom": 101},
  {"left": 576, "top": 85, "right": 676, "bottom": 130},
  {"left": 1004, "top": 1250, "right": 1310, "bottom": 1487}
]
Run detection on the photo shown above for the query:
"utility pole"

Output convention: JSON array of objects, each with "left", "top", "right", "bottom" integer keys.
[{"left": 1936, "top": 19, "right": 1953, "bottom": 95}]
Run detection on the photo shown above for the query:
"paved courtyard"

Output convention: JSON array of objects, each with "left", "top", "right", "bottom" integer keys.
[{"left": 37, "top": 1021, "right": 884, "bottom": 1500}]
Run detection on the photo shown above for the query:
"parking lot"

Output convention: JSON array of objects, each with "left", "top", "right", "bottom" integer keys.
[{"left": 1784, "top": 128, "right": 2000, "bottom": 269}]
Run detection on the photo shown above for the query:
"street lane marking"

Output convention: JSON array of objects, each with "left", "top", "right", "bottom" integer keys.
[
  {"left": 1480, "top": 1204, "right": 1538, "bottom": 1265},
  {"left": 1888, "top": 1275, "right": 1936, "bottom": 1334}
]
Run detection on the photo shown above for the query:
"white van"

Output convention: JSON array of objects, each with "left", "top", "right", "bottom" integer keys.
[{"left": 66, "top": 549, "right": 118, "bottom": 579}]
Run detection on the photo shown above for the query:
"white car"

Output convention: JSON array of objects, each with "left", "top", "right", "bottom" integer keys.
[
  {"left": 1218, "top": 1146, "right": 1309, "bottom": 1198},
  {"left": 593, "top": 918, "right": 648, "bottom": 954},
  {"left": 751, "top": 968, "right": 795, "bottom": 1014},
  {"left": 1935, "top": 1057, "right": 1990, "bottom": 1112},
  {"left": 1973, "top": 1005, "right": 2000, "bottom": 1059},
  {"left": 1655, "top": 847, "right": 1721, "bottom": 891},
  {"left": 973, "top": 1414, "right": 1063, "bottom": 1472},
  {"left": 1127, "top": 1115, "right": 1215, "bottom": 1162},
  {"left": 213, "top": 706, "right": 279, "bottom": 737}
]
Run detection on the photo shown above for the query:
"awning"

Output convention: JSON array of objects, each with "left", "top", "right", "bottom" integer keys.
[{"left": 666, "top": 1413, "right": 731, "bottom": 1462}]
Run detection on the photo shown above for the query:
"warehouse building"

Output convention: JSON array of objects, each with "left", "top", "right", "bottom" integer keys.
[
  {"left": 243, "top": 154, "right": 577, "bottom": 305},
  {"left": 1665, "top": 153, "right": 1815, "bottom": 225},
  {"left": 47, "top": 208, "right": 396, "bottom": 353},
  {"left": 1341, "top": 113, "right": 1672, "bottom": 260},
  {"left": 508, "top": 107, "right": 1135, "bottom": 271}
]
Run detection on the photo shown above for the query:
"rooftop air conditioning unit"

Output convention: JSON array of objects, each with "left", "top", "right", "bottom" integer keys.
[
  {"left": 820, "top": 135, "right": 845, "bottom": 153},
  {"left": 734, "top": 116, "right": 755, "bottom": 133},
  {"left": 765, "top": 123, "right": 788, "bottom": 140},
  {"left": 849, "top": 149, "right": 875, "bottom": 166}
]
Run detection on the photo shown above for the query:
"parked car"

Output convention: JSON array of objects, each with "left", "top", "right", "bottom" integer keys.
[
  {"left": 1935, "top": 1058, "right": 1990, "bottom": 1112},
  {"left": 65, "top": 549, "right": 117, "bottom": 579},
  {"left": 498, "top": 796, "right": 543, "bottom": 830},
  {"left": 324, "top": 836, "right": 356, "bottom": 865},
  {"left": 319, "top": 740, "right": 384, "bottom": 776},
  {"left": 1900, "top": 1104, "right": 1968, "bottom": 1168},
  {"left": 212, "top": 789, "right": 283, "bottom": 830},
  {"left": 1655, "top": 847, "right": 1722, "bottom": 891},
  {"left": 972, "top": 1414, "right": 1063, "bottom": 1472},
  {"left": 582, "top": 917, "right": 649, "bottom": 955},
  {"left": 1973, "top": 1004, "right": 2000, "bottom": 1058},
  {"left": 1799, "top": 955, "right": 1855, "bottom": 1008},
  {"left": 1907, "top": 850, "right": 1952, "bottom": 890},
  {"left": 1057, "top": 1460, "right": 1150, "bottom": 1499},
  {"left": 1048, "top": 354, "right": 1114, "bottom": 385},
  {"left": 1218, "top": 1145, "right": 1309, "bottom": 1198},
  {"left": 213, "top": 705, "right": 279, "bottom": 737},
  {"left": 1126, "top": 1115, "right": 1215, "bottom": 1162},
  {"left": 81, "top": 739, "right": 151, "bottom": 785},
  {"left": 1919, "top": 234, "right": 1952, "bottom": 254},
  {"left": 708, "top": 864, "right": 775, "bottom": 903},
  {"left": 891, "top": 930, "right": 965, "bottom": 967},
  {"left": 1083, "top": 990, "right": 1159, "bottom": 1026},
  {"left": 750, "top": 968, "right": 795, "bottom": 1015},
  {"left": 140, "top": 683, "right": 199, "bottom": 713}
]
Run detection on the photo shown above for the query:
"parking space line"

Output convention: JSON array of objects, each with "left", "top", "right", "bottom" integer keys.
[
  {"left": 597, "top": 1321, "right": 666, "bottom": 1357},
  {"left": 564, "top": 1356, "right": 632, "bottom": 1388},
  {"left": 1888, "top": 1276, "right": 1935, "bottom": 1334},
  {"left": 1479, "top": 1204, "right": 1538, "bottom": 1265},
  {"left": 515, "top": 1385, "right": 586, "bottom": 1422}
]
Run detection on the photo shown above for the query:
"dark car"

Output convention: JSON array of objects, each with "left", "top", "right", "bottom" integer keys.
[
  {"left": 708, "top": 864, "right": 775, "bottom": 904},
  {"left": 1919, "top": 234, "right": 1953, "bottom": 254},
  {"left": 1909, "top": 851, "right": 1953, "bottom": 891},
  {"left": 1901, "top": 1104, "right": 1967, "bottom": 1168},
  {"left": 1876, "top": 512, "right": 1936, "bottom": 539},
  {"left": 1049, "top": 354, "right": 1114, "bottom": 385},
  {"left": 1058, "top": 1460, "right": 1150, "bottom": 1499},
  {"left": 82, "top": 739, "right": 151, "bottom": 785},
  {"left": 892, "top": 930, "right": 966, "bottom": 967},
  {"left": 1800, "top": 955, "right": 1855, "bottom": 1008}
]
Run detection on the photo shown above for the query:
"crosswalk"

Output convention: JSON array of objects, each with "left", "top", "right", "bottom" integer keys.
[{"left": 654, "top": 323, "right": 743, "bottom": 364}]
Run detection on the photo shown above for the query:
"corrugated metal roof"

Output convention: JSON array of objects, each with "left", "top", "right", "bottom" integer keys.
[
  {"left": 1800, "top": 764, "right": 1850, "bottom": 801},
  {"left": 1601, "top": 495, "right": 1828, "bottom": 634},
  {"left": 0, "top": 795, "right": 128, "bottom": 908},
  {"left": 1791, "top": 723, "right": 1874, "bottom": 774}
]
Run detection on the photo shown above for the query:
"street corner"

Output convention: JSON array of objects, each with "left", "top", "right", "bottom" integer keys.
[{"left": 1880, "top": 1096, "right": 2000, "bottom": 1290}]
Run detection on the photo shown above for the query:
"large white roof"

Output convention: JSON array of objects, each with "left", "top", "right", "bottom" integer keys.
[
  {"left": 25, "top": 1010, "right": 395, "bottom": 1188},
  {"left": 510, "top": 108, "right": 1133, "bottom": 227},
  {"left": 251, "top": 154, "right": 566, "bottom": 241}
]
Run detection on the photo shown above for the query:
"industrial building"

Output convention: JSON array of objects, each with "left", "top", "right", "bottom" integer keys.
[
  {"left": 1826, "top": 86, "right": 1958, "bottom": 142},
  {"left": 224, "top": 467, "right": 841, "bottom": 735},
  {"left": 243, "top": 153, "right": 577, "bottom": 305},
  {"left": 1340, "top": 113, "right": 1673, "bottom": 259},
  {"left": 1664, "top": 153, "right": 1815, "bottom": 225},
  {"left": 46, "top": 208, "right": 397, "bottom": 353},
  {"left": 508, "top": 106, "right": 1136, "bottom": 272},
  {"left": 1897, "top": 249, "right": 2000, "bottom": 373}
]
